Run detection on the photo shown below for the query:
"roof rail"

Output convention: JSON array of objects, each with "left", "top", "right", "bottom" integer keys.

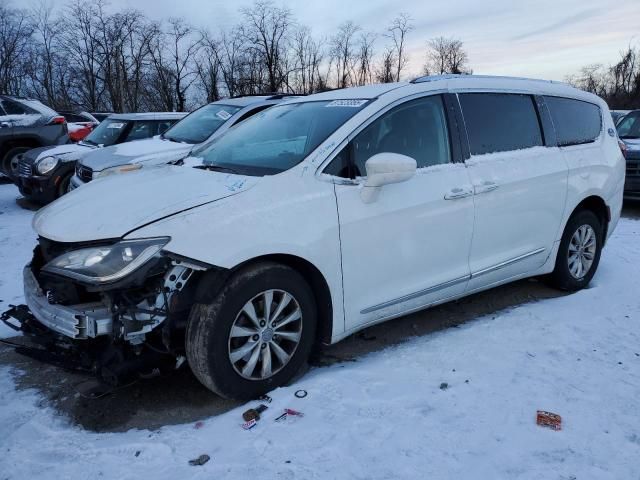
[{"left": 410, "top": 74, "right": 569, "bottom": 86}]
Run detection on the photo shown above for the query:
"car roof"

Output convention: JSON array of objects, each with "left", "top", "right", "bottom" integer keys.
[
  {"left": 283, "top": 75, "right": 603, "bottom": 106},
  {"left": 211, "top": 94, "right": 302, "bottom": 108},
  {"left": 107, "top": 112, "right": 187, "bottom": 121}
]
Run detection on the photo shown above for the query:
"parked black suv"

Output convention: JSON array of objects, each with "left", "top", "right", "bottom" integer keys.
[{"left": 0, "top": 95, "right": 68, "bottom": 178}]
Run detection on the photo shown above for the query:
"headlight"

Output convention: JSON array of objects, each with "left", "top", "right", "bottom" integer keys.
[
  {"left": 36, "top": 156, "right": 59, "bottom": 175},
  {"left": 42, "top": 237, "right": 170, "bottom": 284},
  {"left": 94, "top": 163, "right": 142, "bottom": 179}
]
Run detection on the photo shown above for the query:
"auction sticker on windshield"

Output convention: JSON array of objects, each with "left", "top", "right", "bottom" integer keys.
[
  {"left": 216, "top": 110, "right": 232, "bottom": 120},
  {"left": 326, "top": 99, "right": 368, "bottom": 108},
  {"left": 107, "top": 122, "right": 125, "bottom": 129}
]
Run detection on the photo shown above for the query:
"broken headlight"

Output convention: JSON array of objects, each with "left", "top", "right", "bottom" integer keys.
[{"left": 42, "top": 237, "right": 170, "bottom": 284}]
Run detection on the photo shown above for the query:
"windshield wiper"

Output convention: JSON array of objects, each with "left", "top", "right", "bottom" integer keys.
[
  {"left": 196, "top": 164, "right": 241, "bottom": 175},
  {"left": 620, "top": 135, "right": 640, "bottom": 139}
]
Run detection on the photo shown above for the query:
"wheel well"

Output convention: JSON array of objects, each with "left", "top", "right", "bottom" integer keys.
[
  {"left": 193, "top": 254, "right": 334, "bottom": 345},
  {"left": 572, "top": 195, "right": 610, "bottom": 244},
  {"left": 1, "top": 138, "right": 41, "bottom": 159},
  {"left": 252, "top": 254, "right": 334, "bottom": 345}
]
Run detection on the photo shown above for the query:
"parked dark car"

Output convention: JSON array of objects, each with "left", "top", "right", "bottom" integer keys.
[
  {"left": 0, "top": 95, "right": 68, "bottom": 178},
  {"left": 16, "top": 112, "right": 185, "bottom": 205},
  {"left": 616, "top": 110, "right": 640, "bottom": 200},
  {"left": 611, "top": 109, "right": 631, "bottom": 126}
]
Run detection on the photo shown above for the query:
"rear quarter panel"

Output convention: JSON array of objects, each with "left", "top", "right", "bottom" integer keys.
[{"left": 559, "top": 102, "right": 624, "bottom": 243}]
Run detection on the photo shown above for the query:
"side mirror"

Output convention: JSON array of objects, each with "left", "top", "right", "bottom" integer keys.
[{"left": 361, "top": 152, "right": 417, "bottom": 203}]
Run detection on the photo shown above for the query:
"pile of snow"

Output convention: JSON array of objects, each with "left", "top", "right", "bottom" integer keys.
[{"left": 0, "top": 182, "right": 639, "bottom": 479}]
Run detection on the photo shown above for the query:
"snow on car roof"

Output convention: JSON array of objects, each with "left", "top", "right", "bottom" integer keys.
[
  {"left": 288, "top": 83, "right": 409, "bottom": 103},
  {"left": 282, "top": 75, "right": 605, "bottom": 107},
  {"left": 108, "top": 112, "right": 187, "bottom": 121}
]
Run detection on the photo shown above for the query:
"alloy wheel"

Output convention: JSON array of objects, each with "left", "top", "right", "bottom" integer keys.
[
  {"left": 228, "top": 289, "right": 303, "bottom": 380},
  {"left": 567, "top": 224, "right": 597, "bottom": 279}
]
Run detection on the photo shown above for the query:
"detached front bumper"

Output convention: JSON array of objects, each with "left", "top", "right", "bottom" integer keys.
[{"left": 8, "top": 267, "right": 113, "bottom": 339}]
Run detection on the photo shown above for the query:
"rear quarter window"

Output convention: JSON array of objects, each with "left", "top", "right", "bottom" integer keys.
[
  {"left": 544, "top": 96, "right": 602, "bottom": 147},
  {"left": 458, "top": 93, "right": 543, "bottom": 155}
]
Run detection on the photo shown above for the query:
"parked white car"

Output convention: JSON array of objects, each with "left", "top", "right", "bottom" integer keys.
[
  {"left": 3, "top": 75, "right": 624, "bottom": 399},
  {"left": 68, "top": 94, "right": 298, "bottom": 189}
]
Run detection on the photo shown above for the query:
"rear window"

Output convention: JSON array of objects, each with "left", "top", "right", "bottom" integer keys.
[
  {"left": 544, "top": 96, "right": 602, "bottom": 146},
  {"left": 459, "top": 93, "right": 543, "bottom": 155}
]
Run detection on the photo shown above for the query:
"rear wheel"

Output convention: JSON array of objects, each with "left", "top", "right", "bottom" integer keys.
[
  {"left": 186, "top": 262, "right": 317, "bottom": 400},
  {"left": 547, "top": 210, "right": 603, "bottom": 291}
]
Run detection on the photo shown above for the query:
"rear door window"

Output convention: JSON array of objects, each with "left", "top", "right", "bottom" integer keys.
[
  {"left": 1, "top": 98, "right": 36, "bottom": 115},
  {"left": 544, "top": 96, "right": 602, "bottom": 146},
  {"left": 458, "top": 93, "right": 543, "bottom": 155}
]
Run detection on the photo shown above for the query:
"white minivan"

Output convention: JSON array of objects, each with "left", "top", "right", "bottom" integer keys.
[{"left": 3, "top": 75, "right": 624, "bottom": 399}]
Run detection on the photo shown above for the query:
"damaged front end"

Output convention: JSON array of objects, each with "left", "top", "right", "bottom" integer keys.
[{"left": 1, "top": 236, "right": 208, "bottom": 385}]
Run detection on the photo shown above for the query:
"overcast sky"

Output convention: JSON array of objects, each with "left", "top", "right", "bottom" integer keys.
[{"left": 83, "top": 0, "right": 640, "bottom": 80}]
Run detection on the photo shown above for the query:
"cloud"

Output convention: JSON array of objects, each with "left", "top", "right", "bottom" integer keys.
[{"left": 511, "top": 7, "right": 603, "bottom": 41}]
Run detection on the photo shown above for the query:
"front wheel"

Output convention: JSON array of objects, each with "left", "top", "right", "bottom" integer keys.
[
  {"left": 1, "top": 147, "right": 29, "bottom": 179},
  {"left": 547, "top": 210, "right": 603, "bottom": 291},
  {"left": 186, "top": 262, "right": 317, "bottom": 400},
  {"left": 56, "top": 173, "right": 72, "bottom": 200}
]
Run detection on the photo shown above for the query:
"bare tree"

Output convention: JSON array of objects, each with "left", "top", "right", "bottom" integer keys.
[
  {"left": 424, "top": 36, "right": 471, "bottom": 75},
  {"left": 355, "top": 32, "right": 375, "bottom": 86},
  {"left": 330, "top": 21, "right": 360, "bottom": 89},
  {"left": 386, "top": 13, "right": 412, "bottom": 82},
  {"left": 0, "top": 2, "right": 33, "bottom": 95},
  {"left": 241, "top": 1, "right": 292, "bottom": 93},
  {"left": 195, "top": 31, "right": 223, "bottom": 102},
  {"left": 149, "top": 18, "right": 201, "bottom": 111},
  {"left": 291, "top": 26, "right": 324, "bottom": 94},
  {"left": 375, "top": 47, "right": 395, "bottom": 83},
  {"left": 28, "top": 1, "right": 65, "bottom": 107}
]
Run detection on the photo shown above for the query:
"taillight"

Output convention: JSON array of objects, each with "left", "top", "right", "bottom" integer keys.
[
  {"left": 618, "top": 140, "right": 627, "bottom": 159},
  {"left": 49, "top": 116, "right": 66, "bottom": 125}
]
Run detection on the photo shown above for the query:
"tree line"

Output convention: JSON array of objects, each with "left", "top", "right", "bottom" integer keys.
[
  {"left": 566, "top": 45, "right": 640, "bottom": 109},
  {"left": 0, "top": 0, "right": 473, "bottom": 113}
]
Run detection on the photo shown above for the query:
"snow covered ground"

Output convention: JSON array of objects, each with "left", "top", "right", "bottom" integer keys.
[
  {"left": 0, "top": 182, "right": 639, "bottom": 479},
  {"left": 0, "top": 184, "right": 36, "bottom": 339}
]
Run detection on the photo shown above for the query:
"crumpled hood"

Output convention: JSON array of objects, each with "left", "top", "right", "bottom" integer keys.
[
  {"left": 79, "top": 138, "right": 193, "bottom": 172},
  {"left": 23, "top": 143, "right": 95, "bottom": 164},
  {"left": 33, "top": 166, "right": 258, "bottom": 242}
]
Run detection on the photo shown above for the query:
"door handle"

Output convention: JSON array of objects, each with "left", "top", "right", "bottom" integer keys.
[
  {"left": 444, "top": 187, "right": 473, "bottom": 200},
  {"left": 473, "top": 181, "right": 499, "bottom": 194}
]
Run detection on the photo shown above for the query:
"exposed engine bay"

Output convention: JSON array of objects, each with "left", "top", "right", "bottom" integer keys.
[{"left": 1, "top": 237, "right": 212, "bottom": 385}]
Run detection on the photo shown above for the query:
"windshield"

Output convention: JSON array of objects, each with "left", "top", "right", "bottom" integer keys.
[
  {"left": 83, "top": 118, "right": 129, "bottom": 146},
  {"left": 162, "top": 104, "right": 242, "bottom": 144},
  {"left": 617, "top": 112, "right": 640, "bottom": 139},
  {"left": 195, "top": 100, "right": 368, "bottom": 176}
]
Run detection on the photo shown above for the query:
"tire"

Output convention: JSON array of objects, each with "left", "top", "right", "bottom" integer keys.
[
  {"left": 186, "top": 262, "right": 317, "bottom": 400},
  {"left": 1, "top": 147, "right": 29, "bottom": 179},
  {"left": 56, "top": 173, "right": 72, "bottom": 200},
  {"left": 547, "top": 209, "right": 603, "bottom": 291}
]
